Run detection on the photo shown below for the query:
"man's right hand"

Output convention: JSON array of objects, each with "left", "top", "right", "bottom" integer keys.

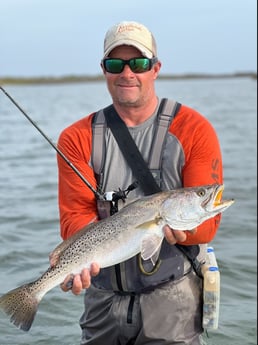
[{"left": 60, "top": 263, "right": 100, "bottom": 295}]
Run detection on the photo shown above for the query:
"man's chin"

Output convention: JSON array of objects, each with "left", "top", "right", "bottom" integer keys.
[{"left": 117, "top": 96, "right": 141, "bottom": 107}]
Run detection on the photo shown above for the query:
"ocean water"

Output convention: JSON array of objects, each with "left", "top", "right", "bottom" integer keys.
[{"left": 0, "top": 77, "right": 256, "bottom": 345}]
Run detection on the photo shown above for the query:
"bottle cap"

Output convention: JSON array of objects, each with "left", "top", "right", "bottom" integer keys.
[{"left": 209, "top": 266, "right": 218, "bottom": 271}]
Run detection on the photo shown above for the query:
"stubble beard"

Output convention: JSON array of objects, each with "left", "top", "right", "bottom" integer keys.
[{"left": 115, "top": 91, "right": 151, "bottom": 109}]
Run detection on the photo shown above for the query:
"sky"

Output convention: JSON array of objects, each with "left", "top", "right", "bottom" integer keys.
[{"left": 0, "top": 0, "right": 257, "bottom": 77}]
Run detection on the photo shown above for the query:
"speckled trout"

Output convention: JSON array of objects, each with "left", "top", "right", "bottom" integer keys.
[{"left": 0, "top": 184, "right": 234, "bottom": 331}]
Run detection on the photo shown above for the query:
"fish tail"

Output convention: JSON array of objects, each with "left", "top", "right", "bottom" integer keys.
[{"left": 0, "top": 282, "right": 42, "bottom": 331}]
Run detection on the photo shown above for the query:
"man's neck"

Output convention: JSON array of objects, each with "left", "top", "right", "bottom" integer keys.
[{"left": 113, "top": 97, "right": 159, "bottom": 127}]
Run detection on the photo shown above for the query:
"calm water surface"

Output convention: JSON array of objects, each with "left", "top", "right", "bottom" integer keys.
[{"left": 0, "top": 78, "right": 257, "bottom": 345}]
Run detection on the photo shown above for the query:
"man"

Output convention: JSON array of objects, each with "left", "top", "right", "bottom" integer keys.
[{"left": 57, "top": 21, "right": 223, "bottom": 345}]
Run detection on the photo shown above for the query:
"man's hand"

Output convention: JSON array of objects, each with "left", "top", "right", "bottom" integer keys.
[
  {"left": 163, "top": 225, "right": 197, "bottom": 244},
  {"left": 60, "top": 263, "right": 100, "bottom": 295}
]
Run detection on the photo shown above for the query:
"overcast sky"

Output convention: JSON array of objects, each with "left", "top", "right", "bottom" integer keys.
[{"left": 0, "top": 0, "right": 256, "bottom": 77}]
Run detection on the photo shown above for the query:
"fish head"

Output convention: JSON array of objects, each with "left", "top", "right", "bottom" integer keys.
[{"left": 160, "top": 184, "right": 235, "bottom": 230}]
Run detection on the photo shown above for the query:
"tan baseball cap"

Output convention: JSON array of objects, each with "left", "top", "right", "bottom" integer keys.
[{"left": 103, "top": 21, "right": 157, "bottom": 59}]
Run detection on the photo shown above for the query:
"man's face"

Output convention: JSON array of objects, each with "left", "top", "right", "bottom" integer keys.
[{"left": 101, "top": 45, "right": 161, "bottom": 108}]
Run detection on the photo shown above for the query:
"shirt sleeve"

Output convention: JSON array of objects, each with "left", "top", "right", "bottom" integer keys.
[
  {"left": 57, "top": 114, "right": 99, "bottom": 240},
  {"left": 171, "top": 105, "right": 223, "bottom": 244}
]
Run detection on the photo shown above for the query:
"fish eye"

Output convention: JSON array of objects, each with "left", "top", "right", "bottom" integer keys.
[{"left": 197, "top": 189, "right": 206, "bottom": 197}]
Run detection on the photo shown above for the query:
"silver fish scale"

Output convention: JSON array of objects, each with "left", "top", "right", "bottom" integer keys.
[{"left": 53, "top": 193, "right": 167, "bottom": 269}]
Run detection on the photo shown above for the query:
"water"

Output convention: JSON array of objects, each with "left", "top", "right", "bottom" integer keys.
[{"left": 0, "top": 78, "right": 256, "bottom": 345}]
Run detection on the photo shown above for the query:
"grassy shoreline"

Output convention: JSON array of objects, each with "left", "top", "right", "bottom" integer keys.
[{"left": 0, "top": 72, "right": 256, "bottom": 85}]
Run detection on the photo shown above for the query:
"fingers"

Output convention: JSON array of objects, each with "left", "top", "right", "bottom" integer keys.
[
  {"left": 163, "top": 225, "right": 187, "bottom": 244},
  {"left": 90, "top": 262, "right": 101, "bottom": 276},
  {"left": 60, "top": 263, "right": 100, "bottom": 295},
  {"left": 60, "top": 274, "right": 75, "bottom": 292},
  {"left": 72, "top": 273, "right": 86, "bottom": 295},
  {"left": 163, "top": 225, "right": 198, "bottom": 244}
]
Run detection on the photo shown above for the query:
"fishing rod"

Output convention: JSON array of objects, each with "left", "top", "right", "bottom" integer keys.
[{"left": 0, "top": 85, "right": 104, "bottom": 200}]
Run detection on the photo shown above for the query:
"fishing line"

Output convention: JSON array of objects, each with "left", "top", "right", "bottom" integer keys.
[{"left": 0, "top": 85, "right": 104, "bottom": 200}]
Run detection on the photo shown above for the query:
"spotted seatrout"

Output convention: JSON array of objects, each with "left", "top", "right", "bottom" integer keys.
[{"left": 0, "top": 184, "right": 234, "bottom": 331}]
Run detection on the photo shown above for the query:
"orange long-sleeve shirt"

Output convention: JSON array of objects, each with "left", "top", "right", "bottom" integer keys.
[{"left": 57, "top": 104, "right": 223, "bottom": 244}]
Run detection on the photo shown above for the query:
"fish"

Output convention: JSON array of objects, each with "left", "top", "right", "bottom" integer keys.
[{"left": 0, "top": 184, "right": 234, "bottom": 332}]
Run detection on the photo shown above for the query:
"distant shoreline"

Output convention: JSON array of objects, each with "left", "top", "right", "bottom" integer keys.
[{"left": 0, "top": 72, "right": 256, "bottom": 85}]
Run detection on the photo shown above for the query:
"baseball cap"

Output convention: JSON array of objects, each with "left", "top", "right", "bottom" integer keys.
[{"left": 103, "top": 21, "right": 157, "bottom": 59}]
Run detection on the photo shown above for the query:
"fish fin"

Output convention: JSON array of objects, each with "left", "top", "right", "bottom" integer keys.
[
  {"left": 140, "top": 233, "right": 164, "bottom": 263},
  {"left": 49, "top": 240, "right": 72, "bottom": 267},
  {"left": 0, "top": 283, "right": 42, "bottom": 331},
  {"left": 150, "top": 245, "right": 162, "bottom": 266}
]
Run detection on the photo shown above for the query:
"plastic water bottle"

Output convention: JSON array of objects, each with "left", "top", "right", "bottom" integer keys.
[{"left": 201, "top": 246, "right": 220, "bottom": 330}]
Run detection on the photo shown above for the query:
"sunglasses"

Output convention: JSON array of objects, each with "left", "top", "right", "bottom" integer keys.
[{"left": 102, "top": 57, "right": 158, "bottom": 74}]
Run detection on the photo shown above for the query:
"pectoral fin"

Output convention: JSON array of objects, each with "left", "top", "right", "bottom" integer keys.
[
  {"left": 136, "top": 218, "right": 164, "bottom": 266},
  {"left": 140, "top": 233, "right": 164, "bottom": 265}
]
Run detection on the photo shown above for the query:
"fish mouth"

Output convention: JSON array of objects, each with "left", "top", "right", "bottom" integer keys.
[
  {"left": 214, "top": 184, "right": 224, "bottom": 206},
  {"left": 210, "top": 184, "right": 235, "bottom": 211}
]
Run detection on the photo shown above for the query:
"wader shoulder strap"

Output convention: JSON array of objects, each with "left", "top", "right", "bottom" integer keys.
[
  {"left": 104, "top": 104, "right": 161, "bottom": 196},
  {"left": 91, "top": 99, "right": 180, "bottom": 192},
  {"left": 91, "top": 109, "right": 106, "bottom": 191},
  {"left": 149, "top": 98, "right": 180, "bottom": 170}
]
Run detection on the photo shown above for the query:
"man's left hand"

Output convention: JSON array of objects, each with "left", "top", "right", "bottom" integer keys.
[{"left": 163, "top": 225, "right": 197, "bottom": 244}]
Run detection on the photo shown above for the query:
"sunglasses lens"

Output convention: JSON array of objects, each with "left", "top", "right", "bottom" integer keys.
[
  {"left": 104, "top": 59, "right": 123, "bottom": 73},
  {"left": 129, "top": 58, "right": 150, "bottom": 73}
]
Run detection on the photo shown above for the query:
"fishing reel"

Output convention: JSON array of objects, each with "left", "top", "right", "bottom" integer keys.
[{"left": 97, "top": 181, "right": 139, "bottom": 219}]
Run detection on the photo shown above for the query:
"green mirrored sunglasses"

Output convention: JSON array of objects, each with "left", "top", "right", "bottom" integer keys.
[{"left": 102, "top": 57, "right": 158, "bottom": 74}]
